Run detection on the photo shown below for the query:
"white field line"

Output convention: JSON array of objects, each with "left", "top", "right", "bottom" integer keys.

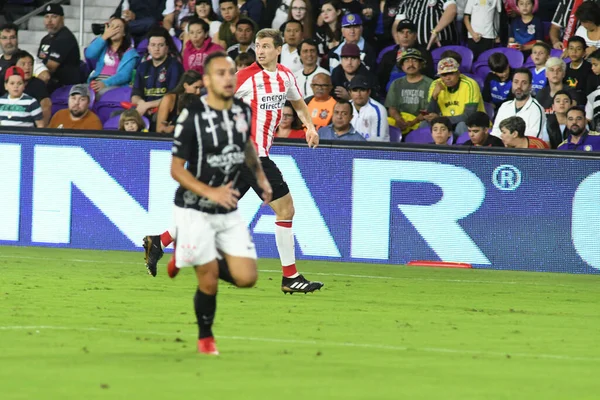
[
  {"left": 0, "top": 325, "right": 597, "bottom": 362},
  {"left": 0, "top": 254, "right": 577, "bottom": 287}
]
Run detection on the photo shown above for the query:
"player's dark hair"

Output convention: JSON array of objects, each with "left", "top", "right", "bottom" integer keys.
[
  {"left": 335, "top": 99, "right": 353, "bottom": 115},
  {"left": 499, "top": 116, "right": 526, "bottom": 138},
  {"left": 567, "top": 35, "right": 587, "bottom": 48},
  {"left": 235, "top": 52, "right": 255, "bottom": 67},
  {"left": 298, "top": 38, "right": 318, "bottom": 54},
  {"left": 431, "top": 116, "right": 452, "bottom": 132},
  {"left": 576, "top": 1, "right": 600, "bottom": 25},
  {"left": 256, "top": 28, "right": 284, "bottom": 48},
  {"left": 441, "top": 50, "right": 462, "bottom": 65},
  {"left": 513, "top": 67, "right": 532, "bottom": 84},
  {"left": 553, "top": 89, "right": 573, "bottom": 102},
  {"left": 169, "top": 70, "right": 202, "bottom": 95},
  {"left": 531, "top": 41, "right": 551, "bottom": 55},
  {"left": 203, "top": 51, "right": 231, "bottom": 74},
  {"left": 12, "top": 50, "right": 34, "bottom": 63},
  {"left": 236, "top": 18, "right": 255, "bottom": 30},
  {"left": 0, "top": 23, "right": 18, "bottom": 33},
  {"left": 488, "top": 52, "right": 509, "bottom": 73},
  {"left": 466, "top": 111, "right": 491, "bottom": 128},
  {"left": 187, "top": 17, "right": 210, "bottom": 34}
]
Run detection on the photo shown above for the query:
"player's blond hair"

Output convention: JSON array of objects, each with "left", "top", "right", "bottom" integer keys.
[{"left": 255, "top": 28, "right": 283, "bottom": 48}]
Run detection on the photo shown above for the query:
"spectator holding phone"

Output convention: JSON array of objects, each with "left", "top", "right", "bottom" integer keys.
[
  {"left": 155, "top": 70, "right": 202, "bottom": 133},
  {"left": 508, "top": 0, "right": 543, "bottom": 53}
]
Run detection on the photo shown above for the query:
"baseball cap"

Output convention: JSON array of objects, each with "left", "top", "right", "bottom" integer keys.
[
  {"left": 42, "top": 3, "right": 64, "bottom": 16},
  {"left": 397, "top": 48, "right": 425, "bottom": 63},
  {"left": 348, "top": 75, "right": 371, "bottom": 90},
  {"left": 4, "top": 66, "right": 25, "bottom": 81},
  {"left": 341, "top": 13, "right": 363, "bottom": 28},
  {"left": 437, "top": 57, "right": 460, "bottom": 75},
  {"left": 340, "top": 43, "right": 361, "bottom": 58},
  {"left": 69, "top": 84, "right": 90, "bottom": 98},
  {"left": 397, "top": 19, "right": 417, "bottom": 32}
]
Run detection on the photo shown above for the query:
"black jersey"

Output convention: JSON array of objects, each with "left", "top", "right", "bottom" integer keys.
[{"left": 172, "top": 96, "right": 252, "bottom": 214}]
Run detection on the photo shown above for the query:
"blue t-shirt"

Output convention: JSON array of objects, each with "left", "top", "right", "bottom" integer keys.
[
  {"left": 318, "top": 125, "right": 367, "bottom": 141},
  {"left": 510, "top": 16, "right": 544, "bottom": 45},
  {"left": 490, "top": 80, "right": 512, "bottom": 106},
  {"left": 530, "top": 67, "right": 547, "bottom": 96}
]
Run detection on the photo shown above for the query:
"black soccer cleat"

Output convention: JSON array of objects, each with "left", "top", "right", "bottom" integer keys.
[
  {"left": 281, "top": 274, "right": 324, "bottom": 294},
  {"left": 143, "top": 235, "right": 164, "bottom": 277}
]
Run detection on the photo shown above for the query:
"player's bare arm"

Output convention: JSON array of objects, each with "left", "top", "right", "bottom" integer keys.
[
  {"left": 171, "top": 156, "right": 240, "bottom": 210},
  {"left": 289, "top": 98, "right": 319, "bottom": 148},
  {"left": 244, "top": 141, "right": 273, "bottom": 204}
]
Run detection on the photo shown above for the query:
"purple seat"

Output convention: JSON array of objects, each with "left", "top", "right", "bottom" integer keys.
[
  {"left": 377, "top": 44, "right": 397, "bottom": 65},
  {"left": 50, "top": 85, "right": 73, "bottom": 115},
  {"left": 464, "top": 73, "right": 484, "bottom": 91},
  {"left": 484, "top": 102, "right": 495, "bottom": 121},
  {"left": 136, "top": 38, "right": 149, "bottom": 58},
  {"left": 172, "top": 36, "right": 183, "bottom": 53},
  {"left": 456, "top": 131, "right": 470, "bottom": 145},
  {"left": 432, "top": 45, "right": 474, "bottom": 73},
  {"left": 103, "top": 114, "right": 150, "bottom": 130},
  {"left": 404, "top": 127, "right": 432, "bottom": 144},
  {"left": 389, "top": 126, "right": 401, "bottom": 143},
  {"left": 93, "top": 86, "right": 132, "bottom": 122},
  {"left": 473, "top": 48, "right": 524, "bottom": 77}
]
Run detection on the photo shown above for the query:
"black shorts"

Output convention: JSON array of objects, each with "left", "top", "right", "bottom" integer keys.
[{"left": 238, "top": 157, "right": 290, "bottom": 202}]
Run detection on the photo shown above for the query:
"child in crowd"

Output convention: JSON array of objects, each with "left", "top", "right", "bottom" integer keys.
[
  {"left": 430, "top": 116, "right": 453, "bottom": 145},
  {"left": 529, "top": 41, "right": 550, "bottom": 95},
  {"left": 483, "top": 52, "right": 513, "bottom": 109},
  {"left": 508, "top": 0, "right": 543, "bottom": 53},
  {"left": 235, "top": 52, "right": 255, "bottom": 71},
  {"left": 463, "top": 0, "right": 502, "bottom": 59},
  {"left": 565, "top": 36, "right": 591, "bottom": 105},
  {"left": 119, "top": 109, "right": 146, "bottom": 132},
  {"left": 585, "top": 49, "right": 600, "bottom": 130},
  {"left": 463, "top": 111, "right": 504, "bottom": 147},
  {"left": 0, "top": 66, "right": 43, "bottom": 128}
]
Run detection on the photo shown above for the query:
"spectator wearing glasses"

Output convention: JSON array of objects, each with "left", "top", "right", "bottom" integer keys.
[
  {"left": 287, "top": 0, "right": 314, "bottom": 39},
  {"left": 294, "top": 39, "right": 330, "bottom": 97},
  {"left": 304, "top": 72, "right": 336, "bottom": 130},
  {"left": 276, "top": 101, "right": 306, "bottom": 138}
]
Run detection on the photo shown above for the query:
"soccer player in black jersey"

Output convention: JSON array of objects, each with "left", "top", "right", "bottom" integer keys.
[{"left": 170, "top": 51, "right": 272, "bottom": 355}]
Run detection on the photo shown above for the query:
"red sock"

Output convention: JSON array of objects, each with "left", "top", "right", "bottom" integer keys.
[
  {"left": 160, "top": 231, "right": 173, "bottom": 248},
  {"left": 282, "top": 264, "right": 298, "bottom": 278}
]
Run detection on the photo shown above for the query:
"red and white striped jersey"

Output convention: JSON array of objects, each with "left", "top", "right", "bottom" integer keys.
[{"left": 235, "top": 62, "right": 303, "bottom": 157}]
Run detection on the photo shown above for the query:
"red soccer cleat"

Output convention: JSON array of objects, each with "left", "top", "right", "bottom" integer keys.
[
  {"left": 167, "top": 255, "right": 179, "bottom": 278},
  {"left": 198, "top": 337, "right": 219, "bottom": 355}
]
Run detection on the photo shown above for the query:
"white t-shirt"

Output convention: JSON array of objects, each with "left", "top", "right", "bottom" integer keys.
[
  {"left": 280, "top": 44, "right": 303, "bottom": 73},
  {"left": 464, "top": 0, "right": 502, "bottom": 39},
  {"left": 575, "top": 25, "right": 600, "bottom": 48},
  {"left": 350, "top": 99, "right": 390, "bottom": 142},
  {"left": 294, "top": 66, "right": 330, "bottom": 98}
]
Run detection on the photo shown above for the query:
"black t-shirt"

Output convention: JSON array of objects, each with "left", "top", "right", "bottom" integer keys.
[
  {"left": 172, "top": 97, "right": 252, "bottom": 214},
  {"left": 463, "top": 135, "right": 504, "bottom": 147},
  {"left": 566, "top": 61, "right": 592, "bottom": 105},
  {"left": 37, "top": 26, "right": 82, "bottom": 86},
  {"left": 24, "top": 77, "right": 50, "bottom": 103}
]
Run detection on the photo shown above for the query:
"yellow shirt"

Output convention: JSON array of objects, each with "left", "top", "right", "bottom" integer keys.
[{"left": 428, "top": 75, "right": 484, "bottom": 117}]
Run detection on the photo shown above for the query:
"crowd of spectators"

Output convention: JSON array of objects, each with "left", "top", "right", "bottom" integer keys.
[{"left": 1, "top": 0, "right": 600, "bottom": 151}]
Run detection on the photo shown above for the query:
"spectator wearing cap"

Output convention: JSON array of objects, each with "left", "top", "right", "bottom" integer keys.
[
  {"left": 327, "top": 13, "right": 377, "bottom": 73},
  {"left": 294, "top": 39, "right": 330, "bottom": 98},
  {"left": 304, "top": 73, "right": 336, "bottom": 130},
  {"left": 37, "top": 4, "right": 82, "bottom": 93},
  {"left": 386, "top": 49, "right": 433, "bottom": 136},
  {"left": 317, "top": 99, "right": 367, "bottom": 141},
  {"left": 348, "top": 75, "right": 389, "bottom": 141},
  {"left": 48, "top": 84, "right": 103, "bottom": 130},
  {"left": 0, "top": 66, "right": 44, "bottom": 128},
  {"left": 13, "top": 51, "right": 52, "bottom": 126},
  {"left": 331, "top": 43, "right": 379, "bottom": 101},
  {"left": 491, "top": 68, "right": 549, "bottom": 143},
  {"left": 377, "top": 19, "right": 435, "bottom": 93},
  {"left": 463, "top": 0, "right": 501, "bottom": 59},
  {"left": 425, "top": 57, "right": 485, "bottom": 136},
  {"left": 558, "top": 106, "right": 600, "bottom": 151},
  {"left": 0, "top": 23, "right": 50, "bottom": 91},
  {"left": 383, "top": 0, "right": 458, "bottom": 49}
]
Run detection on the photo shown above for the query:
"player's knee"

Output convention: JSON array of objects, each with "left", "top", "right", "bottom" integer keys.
[
  {"left": 277, "top": 203, "right": 295, "bottom": 220},
  {"left": 234, "top": 269, "right": 258, "bottom": 288}
]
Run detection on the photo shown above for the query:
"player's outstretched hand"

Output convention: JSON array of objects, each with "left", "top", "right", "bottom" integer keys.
[
  {"left": 209, "top": 182, "right": 240, "bottom": 210},
  {"left": 258, "top": 175, "right": 273, "bottom": 205},
  {"left": 306, "top": 127, "right": 319, "bottom": 148}
]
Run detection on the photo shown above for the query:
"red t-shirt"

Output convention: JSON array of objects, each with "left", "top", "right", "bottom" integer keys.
[{"left": 527, "top": 136, "right": 550, "bottom": 149}]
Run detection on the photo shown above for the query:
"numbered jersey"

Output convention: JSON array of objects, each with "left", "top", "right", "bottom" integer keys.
[
  {"left": 172, "top": 96, "right": 252, "bottom": 214},
  {"left": 235, "top": 62, "right": 303, "bottom": 157}
]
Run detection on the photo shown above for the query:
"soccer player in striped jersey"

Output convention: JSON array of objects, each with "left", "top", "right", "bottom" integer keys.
[{"left": 144, "top": 29, "right": 324, "bottom": 294}]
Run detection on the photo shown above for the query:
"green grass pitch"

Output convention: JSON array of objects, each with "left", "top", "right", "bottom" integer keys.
[{"left": 1, "top": 246, "right": 599, "bottom": 399}]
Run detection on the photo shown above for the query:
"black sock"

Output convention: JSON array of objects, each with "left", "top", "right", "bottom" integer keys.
[
  {"left": 218, "top": 258, "right": 236, "bottom": 285},
  {"left": 194, "top": 288, "right": 216, "bottom": 339}
]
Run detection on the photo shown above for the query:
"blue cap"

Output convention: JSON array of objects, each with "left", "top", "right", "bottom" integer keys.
[{"left": 341, "top": 13, "right": 363, "bottom": 28}]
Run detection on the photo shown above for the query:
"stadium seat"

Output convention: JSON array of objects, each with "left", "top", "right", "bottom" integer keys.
[
  {"left": 432, "top": 45, "right": 474, "bottom": 73},
  {"left": 172, "top": 36, "right": 183, "bottom": 53},
  {"left": 473, "top": 48, "right": 524, "bottom": 78},
  {"left": 404, "top": 127, "right": 432, "bottom": 144},
  {"left": 103, "top": 114, "right": 150, "bottom": 130},
  {"left": 464, "top": 73, "right": 484, "bottom": 91},
  {"left": 456, "top": 131, "right": 470, "bottom": 145},
  {"left": 93, "top": 86, "right": 132, "bottom": 123},
  {"left": 484, "top": 102, "right": 495, "bottom": 120},
  {"left": 50, "top": 85, "right": 73, "bottom": 115},
  {"left": 389, "top": 126, "right": 401, "bottom": 143}
]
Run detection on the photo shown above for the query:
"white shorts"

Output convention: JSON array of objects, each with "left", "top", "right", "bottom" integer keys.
[{"left": 173, "top": 207, "right": 257, "bottom": 268}]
